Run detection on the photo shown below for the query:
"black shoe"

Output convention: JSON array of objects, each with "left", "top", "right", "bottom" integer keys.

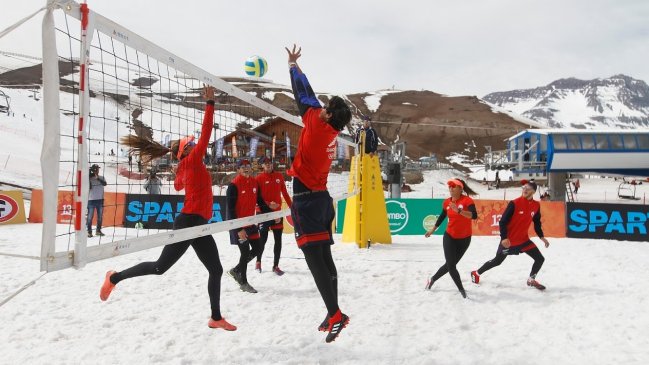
[
  {"left": 95, "top": 230, "right": 105, "bottom": 237},
  {"left": 425, "top": 276, "right": 434, "bottom": 290},
  {"left": 227, "top": 268, "right": 243, "bottom": 285},
  {"left": 325, "top": 310, "right": 350, "bottom": 343},
  {"left": 87, "top": 231, "right": 93, "bottom": 238},
  {"left": 317, "top": 314, "right": 330, "bottom": 332},
  {"left": 239, "top": 282, "right": 258, "bottom": 293}
]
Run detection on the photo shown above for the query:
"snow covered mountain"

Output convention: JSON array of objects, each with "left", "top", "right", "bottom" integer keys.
[{"left": 483, "top": 75, "right": 649, "bottom": 129}]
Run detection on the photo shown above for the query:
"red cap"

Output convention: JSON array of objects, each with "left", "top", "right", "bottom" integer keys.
[
  {"left": 177, "top": 136, "right": 195, "bottom": 160},
  {"left": 447, "top": 179, "right": 464, "bottom": 189}
]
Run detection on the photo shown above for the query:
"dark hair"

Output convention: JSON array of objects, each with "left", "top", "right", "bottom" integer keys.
[
  {"left": 120, "top": 135, "right": 180, "bottom": 163},
  {"left": 325, "top": 96, "right": 352, "bottom": 131},
  {"left": 457, "top": 178, "right": 477, "bottom": 196}
]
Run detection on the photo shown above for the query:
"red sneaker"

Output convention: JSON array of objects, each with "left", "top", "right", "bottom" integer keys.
[
  {"left": 99, "top": 270, "right": 117, "bottom": 301},
  {"left": 208, "top": 318, "right": 237, "bottom": 331},
  {"left": 255, "top": 261, "right": 261, "bottom": 273},
  {"left": 272, "top": 266, "right": 285, "bottom": 276},
  {"left": 470, "top": 270, "right": 480, "bottom": 284}
]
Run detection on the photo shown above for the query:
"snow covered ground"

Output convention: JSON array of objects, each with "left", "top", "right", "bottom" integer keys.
[{"left": 1, "top": 223, "right": 648, "bottom": 364}]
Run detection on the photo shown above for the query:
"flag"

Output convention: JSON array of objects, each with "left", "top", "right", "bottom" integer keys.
[
  {"left": 232, "top": 136, "right": 238, "bottom": 158},
  {"left": 249, "top": 137, "right": 259, "bottom": 158},
  {"left": 215, "top": 138, "right": 224, "bottom": 158},
  {"left": 286, "top": 134, "right": 291, "bottom": 160}
]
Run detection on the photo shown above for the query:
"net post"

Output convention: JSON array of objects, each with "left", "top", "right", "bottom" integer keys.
[
  {"left": 73, "top": 2, "right": 95, "bottom": 269},
  {"left": 40, "top": 2, "right": 61, "bottom": 272}
]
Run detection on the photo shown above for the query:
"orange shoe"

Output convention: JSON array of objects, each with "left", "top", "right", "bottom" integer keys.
[
  {"left": 208, "top": 318, "right": 237, "bottom": 331},
  {"left": 99, "top": 270, "right": 117, "bottom": 301}
]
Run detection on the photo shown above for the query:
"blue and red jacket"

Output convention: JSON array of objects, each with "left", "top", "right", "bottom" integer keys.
[
  {"left": 174, "top": 101, "right": 214, "bottom": 221},
  {"left": 287, "top": 66, "right": 339, "bottom": 191},
  {"left": 499, "top": 196, "right": 544, "bottom": 249}
]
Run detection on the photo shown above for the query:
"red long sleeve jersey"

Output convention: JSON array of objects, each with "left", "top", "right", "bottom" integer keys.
[
  {"left": 174, "top": 102, "right": 214, "bottom": 220},
  {"left": 256, "top": 171, "right": 292, "bottom": 210},
  {"left": 230, "top": 174, "right": 260, "bottom": 219},
  {"left": 502, "top": 196, "right": 541, "bottom": 246},
  {"left": 288, "top": 108, "right": 339, "bottom": 191}
]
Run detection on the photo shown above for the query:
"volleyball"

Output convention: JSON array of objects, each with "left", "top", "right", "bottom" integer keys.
[{"left": 244, "top": 55, "right": 268, "bottom": 78}]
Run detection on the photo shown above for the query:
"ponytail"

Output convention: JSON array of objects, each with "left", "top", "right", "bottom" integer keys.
[
  {"left": 457, "top": 178, "right": 477, "bottom": 196},
  {"left": 120, "top": 135, "right": 180, "bottom": 163}
]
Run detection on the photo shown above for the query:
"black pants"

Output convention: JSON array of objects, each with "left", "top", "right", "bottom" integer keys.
[
  {"left": 432, "top": 233, "right": 471, "bottom": 292},
  {"left": 477, "top": 243, "right": 545, "bottom": 278},
  {"left": 234, "top": 238, "right": 262, "bottom": 284},
  {"left": 302, "top": 243, "right": 339, "bottom": 316},
  {"left": 110, "top": 214, "right": 224, "bottom": 320},
  {"left": 257, "top": 225, "right": 283, "bottom": 268}
]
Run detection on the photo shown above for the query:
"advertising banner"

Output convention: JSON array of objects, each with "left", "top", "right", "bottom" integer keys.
[
  {"left": 337, "top": 198, "right": 566, "bottom": 237},
  {"left": 0, "top": 190, "right": 27, "bottom": 225},
  {"left": 472, "top": 200, "right": 566, "bottom": 238},
  {"left": 566, "top": 202, "right": 649, "bottom": 242},
  {"left": 123, "top": 194, "right": 227, "bottom": 229},
  {"left": 337, "top": 198, "right": 446, "bottom": 235},
  {"left": 29, "top": 189, "right": 125, "bottom": 227}
]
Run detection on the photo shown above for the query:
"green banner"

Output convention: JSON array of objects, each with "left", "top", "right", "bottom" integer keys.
[{"left": 336, "top": 198, "right": 446, "bottom": 235}]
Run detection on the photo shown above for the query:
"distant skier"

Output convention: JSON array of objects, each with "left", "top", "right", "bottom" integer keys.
[
  {"left": 470, "top": 180, "right": 550, "bottom": 290},
  {"left": 425, "top": 179, "right": 478, "bottom": 298}
]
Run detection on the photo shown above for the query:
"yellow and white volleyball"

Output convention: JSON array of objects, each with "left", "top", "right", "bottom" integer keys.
[{"left": 244, "top": 55, "right": 268, "bottom": 78}]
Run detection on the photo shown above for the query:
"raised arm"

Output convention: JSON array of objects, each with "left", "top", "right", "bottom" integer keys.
[
  {"left": 189, "top": 85, "right": 215, "bottom": 160},
  {"left": 286, "top": 44, "right": 321, "bottom": 116}
]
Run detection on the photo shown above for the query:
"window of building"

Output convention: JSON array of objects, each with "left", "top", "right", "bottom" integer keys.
[
  {"left": 609, "top": 134, "right": 623, "bottom": 149},
  {"left": 623, "top": 134, "right": 638, "bottom": 149},
  {"left": 594, "top": 135, "right": 608, "bottom": 150},
  {"left": 553, "top": 135, "right": 567, "bottom": 150},
  {"left": 567, "top": 135, "right": 581, "bottom": 150},
  {"left": 581, "top": 135, "right": 595, "bottom": 149},
  {"left": 637, "top": 134, "right": 649, "bottom": 149}
]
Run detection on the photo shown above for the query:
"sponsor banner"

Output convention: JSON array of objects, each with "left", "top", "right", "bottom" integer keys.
[
  {"left": 336, "top": 198, "right": 566, "bottom": 237},
  {"left": 566, "top": 202, "right": 649, "bottom": 242},
  {"left": 124, "top": 194, "right": 226, "bottom": 229},
  {"left": 0, "top": 190, "right": 27, "bottom": 225},
  {"left": 472, "top": 200, "right": 566, "bottom": 238},
  {"left": 337, "top": 198, "right": 446, "bottom": 235},
  {"left": 29, "top": 189, "right": 125, "bottom": 227}
]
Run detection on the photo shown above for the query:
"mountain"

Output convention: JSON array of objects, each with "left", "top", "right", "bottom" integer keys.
[{"left": 483, "top": 75, "right": 649, "bottom": 129}]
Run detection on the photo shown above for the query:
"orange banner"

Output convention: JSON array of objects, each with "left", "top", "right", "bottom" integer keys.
[
  {"left": 0, "top": 190, "right": 27, "bottom": 225},
  {"left": 472, "top": 199, "right": 566, "bottom": 238},
  {"left": 29, "top": 189, "right": 126, "bottom": 227}
]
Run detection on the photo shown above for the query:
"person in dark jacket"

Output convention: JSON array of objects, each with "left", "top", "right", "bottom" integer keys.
[
  {"left": 87, "top": 164, "right": 107, "bottom": 237},
  {"left": 99, "top": 85, "right": 237, "bottom": 331},
  {"left": 286, "top": 44, "right": 352, "bottom": 343},
  {"left": 470, "top": 180, "right": 551, "bottom": 290},
  {"left": 226, "top": 159, "right": 274, "bottom": 293},
  {"left": 355, "top": 115, "right": 378, "bottom": 155}
]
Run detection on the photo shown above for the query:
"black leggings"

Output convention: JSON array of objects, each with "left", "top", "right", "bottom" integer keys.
[
  {"left": 302, "top": 243, "right": 338, "bottom": 316},
  {"left": 432, "top": 233, "right": 471, "bottom": 292},
  {"left": 110, "top": 214, "right": 224, "bottom": 320},
  {"left": 234, "top": 238, "right": 262, "bottom": 283},
  {"left": 477, "top": 244, "right": 545, "bottom": 278},
  {"left": 257, "top": 226, "right": 283, "bottom": 267}
]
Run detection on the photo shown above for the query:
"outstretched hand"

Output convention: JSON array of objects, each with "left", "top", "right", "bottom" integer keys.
[
  {"left": 202, "top": 84, "right": 215, "bottom": 101},
  {"left": 285, "top": 44, "right": 302, "bottom": 63}
]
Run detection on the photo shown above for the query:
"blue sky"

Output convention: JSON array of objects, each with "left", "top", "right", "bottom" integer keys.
[{"left": 1, "top": 0, "right": 648, "bottom": 96}]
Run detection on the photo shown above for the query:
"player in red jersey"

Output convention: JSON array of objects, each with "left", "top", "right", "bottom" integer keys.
[
  {"left": 255, "top": 156, "right": 292, "bottom": 275},
  {"left": 425, "top": 179, "right": 478, "bottom": 298},
  {"left": 285, "top": 44, "right": 352, "bottom": 343},
  {"left": 226, "top": 159, "right": 274, "bottom": 293},
  {"left": 470, "top": 180, "right": 551, "bottom": 290},
  {"left": 99, "top": 86, "right": 236, "bottom": 331}
]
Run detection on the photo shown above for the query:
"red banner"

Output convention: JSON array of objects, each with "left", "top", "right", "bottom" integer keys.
[
  {"left": 472, "top": 200, "right": 566, "bottom": 238},
  {"left": 29, "top": 189, "right": 126, "bottom": 227}
]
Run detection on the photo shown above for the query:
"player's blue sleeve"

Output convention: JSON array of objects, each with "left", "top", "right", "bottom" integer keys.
[{"left": 290, "top": 66, "right": 321, "bottom": 116}]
